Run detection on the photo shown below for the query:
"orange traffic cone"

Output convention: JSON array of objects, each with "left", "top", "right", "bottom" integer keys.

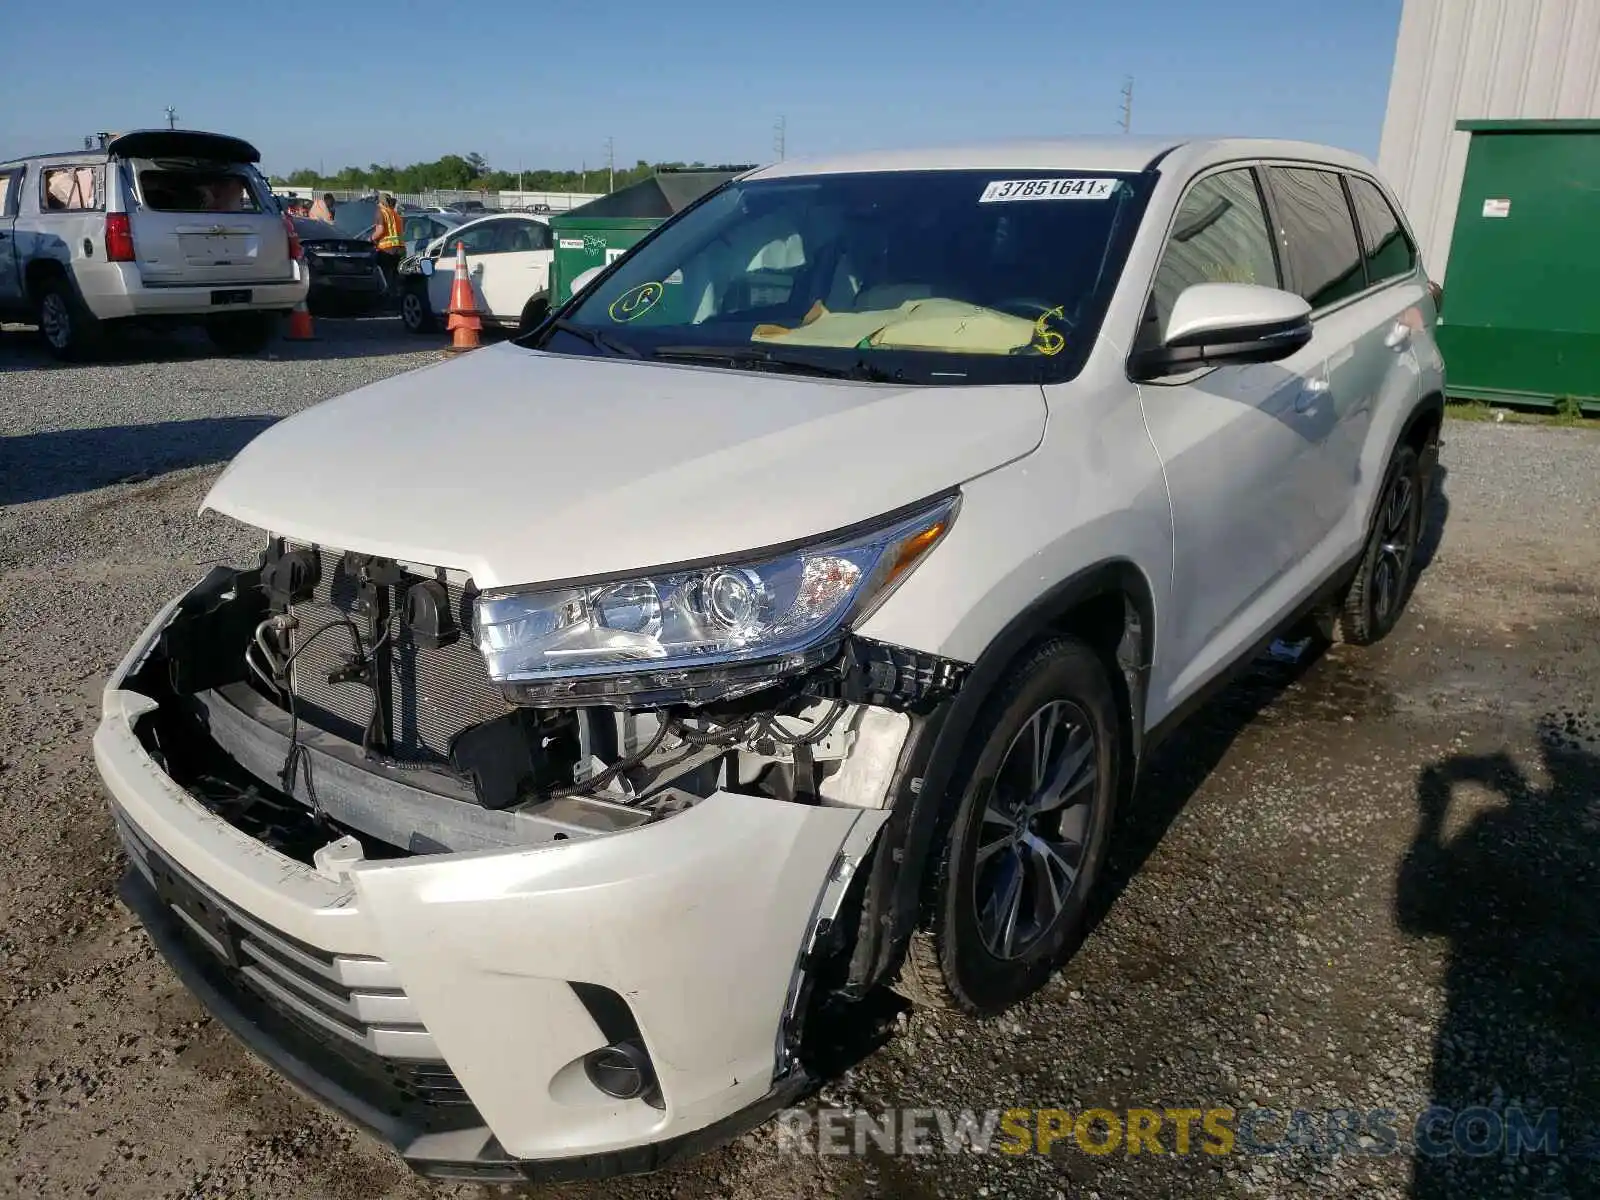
[
  {"left": 285, "top": 300, "right": 316, "bottom": 341},
  {"left": 445, "top": 241, "right": 482, "bottom": 352}
]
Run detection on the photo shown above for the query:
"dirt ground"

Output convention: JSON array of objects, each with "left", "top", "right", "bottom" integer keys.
[{"left": 2, "top": 328, "right": 1597, "bottom": 1199}]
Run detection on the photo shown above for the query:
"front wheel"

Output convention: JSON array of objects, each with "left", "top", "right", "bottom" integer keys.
[
  {"left": 400, "top": 283, "right": 436, "bottom": 334},
  {"left": 1338, "top": 443, "right": 1423, "bottom": 645},
  {"left": 897, "top": 637, "right": 1121, "bottom": 1014},
  {"left": 518, "top": 295, "right": 550, "bottom": 335}
]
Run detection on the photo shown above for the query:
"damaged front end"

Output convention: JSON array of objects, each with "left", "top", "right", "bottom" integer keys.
[{"left": 103, "top": 505, "right": 969, "bottom": 1174}]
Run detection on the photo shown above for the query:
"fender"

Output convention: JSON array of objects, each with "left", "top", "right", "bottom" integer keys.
[{"left": 843, "top": 559, "right": 1156, "bottom": 996}]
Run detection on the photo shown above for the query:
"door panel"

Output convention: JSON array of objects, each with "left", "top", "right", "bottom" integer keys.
[
  {"left": 0, "top": 168, "right": 21, "bottom": 309},
  {"left": 1134, "top": 165, "right": 1336, "bottom": 710}
]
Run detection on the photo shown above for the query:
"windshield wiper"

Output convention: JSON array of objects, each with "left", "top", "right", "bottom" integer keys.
[
  {"left": 652, "top": 344, "right": 898, "bottom": 382},
  {"left": 546, "top": 319, "right": 642, "bottom": 359}
]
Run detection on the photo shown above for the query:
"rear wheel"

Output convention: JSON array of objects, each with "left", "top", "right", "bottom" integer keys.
[
  {"left": 36, "top": 277, "right": 103, "bottom": 361},
  {"left": 207, "top": 312, "right": 276, "bottom": 355},
  {"left": 400, "top": 282, "right": 437, "bottom": 334},
  {"left": 897, "top": 638, "right": 1121, "bottom": 1014},
  {"left": 1338, "top": 444, "right": 1423, "bottom": 645}
]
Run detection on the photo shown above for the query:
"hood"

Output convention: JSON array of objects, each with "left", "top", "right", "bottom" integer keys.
[{"left": 203, "top": 344, "right": 1046, "bottom": 589}]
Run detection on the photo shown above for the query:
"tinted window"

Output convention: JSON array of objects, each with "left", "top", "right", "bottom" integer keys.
[
  {"left": 1146, "top": 168, "right": 1279, "bottom": 342},
  {"left": 137, "top": 167, "right": 261, "bottom": 213},
  {"left": 1347, "top": 175, "right": 1417, "bottom": 286},
  {"left": 1267, "top": 167, "right": 1364, "bottom": 309}
]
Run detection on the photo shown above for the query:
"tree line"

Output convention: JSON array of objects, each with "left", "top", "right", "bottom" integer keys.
[{"left": 269, "top": 152, "right": 722, "bottom": 195}]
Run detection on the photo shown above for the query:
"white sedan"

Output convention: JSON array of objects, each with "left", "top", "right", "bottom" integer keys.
[{"left": 400, "top": 213, "right": 554, "bottom": 335}]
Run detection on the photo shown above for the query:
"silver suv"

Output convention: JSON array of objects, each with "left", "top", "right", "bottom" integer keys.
[
  {"left": 97, "top": 137, "right": 1443, "bottom": 1180},
  {"left": 0, "top": 130, "right": 308, "bottom": 359}
]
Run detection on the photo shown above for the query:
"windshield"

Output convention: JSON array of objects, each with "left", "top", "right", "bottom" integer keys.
[{"left": 540, "top": 169, "right": 1152, "bottom": 384}]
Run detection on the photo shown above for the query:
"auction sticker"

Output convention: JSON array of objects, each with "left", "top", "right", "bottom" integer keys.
[{"left": 980, "top": 177, "right": 1117, "bottom": 203}]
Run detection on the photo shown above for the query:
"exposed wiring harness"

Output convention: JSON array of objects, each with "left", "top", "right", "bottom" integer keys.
[{"left": 250, "top": 614, "right": 366, "bottom": 830}]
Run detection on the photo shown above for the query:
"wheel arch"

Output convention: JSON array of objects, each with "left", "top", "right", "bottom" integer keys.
[{"left": 843, "top": 558, "right": 1156, "bottom": 996}]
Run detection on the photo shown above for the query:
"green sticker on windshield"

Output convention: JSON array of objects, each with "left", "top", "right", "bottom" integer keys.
[{"left": 609, "top": 282, "right": 664, "bottom": 323}]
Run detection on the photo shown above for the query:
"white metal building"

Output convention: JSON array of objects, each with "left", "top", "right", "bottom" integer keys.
[{"left": 1378, "top": 0, "right": 1600, "bottom": 279}]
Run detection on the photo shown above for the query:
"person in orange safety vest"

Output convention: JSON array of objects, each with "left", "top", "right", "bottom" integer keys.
[{"left": 372, "top": 193, "right": 405, "bottom": 297}]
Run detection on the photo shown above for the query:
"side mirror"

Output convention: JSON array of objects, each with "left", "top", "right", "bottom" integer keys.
[
  {"left": 570, "top": 265, "right": 604, "bottom": 295},
  {"left": 1130, "top": 283, "right": 1312, "bottom": 381},
  {"left": 417, "top": 257, "right": 435, "bottom": 277}
]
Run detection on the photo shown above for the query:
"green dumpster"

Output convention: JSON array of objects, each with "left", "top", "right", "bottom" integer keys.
[
  {"left": 548, "top": 167, "right": 752, "bottom": 305},
  {"left": 1437, "top": 119, "right": 1600, "bottom": 413}
]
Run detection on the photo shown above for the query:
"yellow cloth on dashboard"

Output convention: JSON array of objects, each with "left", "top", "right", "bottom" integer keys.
[{"left": 752, "top": 298, "right": 1035, "bottom": 355}]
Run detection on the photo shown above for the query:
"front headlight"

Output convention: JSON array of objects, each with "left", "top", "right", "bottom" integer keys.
[{"left": 475, "top": 495, "right": 958, "bottom": 705}]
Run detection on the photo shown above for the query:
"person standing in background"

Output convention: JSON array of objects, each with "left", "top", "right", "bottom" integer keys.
[
  {"left": 308, "top": 192, "right": 336, "bottom": 223},
  {"left": 372, "top": 193, "right": 405, "bottom": 296}
]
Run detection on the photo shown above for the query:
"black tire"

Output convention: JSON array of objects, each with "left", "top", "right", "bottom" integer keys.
[
  {"left": 35, "top": 276, "right": 103, "bottom": 361},
  {"left": 519, "top": 295, "right": 550, "bottom": 336},
  {"left": 897, "top": 637, "right": 1122, "bottom": 1014},
  {"left": 207, "top": 312, "right": 276, "bottom": 356},
  {"left": 1338, "top": 443, "right": 1423, "bottom": 645},
  {"left": 400, "top": 282, "right": 437, "bottom": 334}
]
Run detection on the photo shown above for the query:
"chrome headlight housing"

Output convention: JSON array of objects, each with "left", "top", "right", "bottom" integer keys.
[{"left": 475, "top": 495, "right": 958, "bottom": 705}]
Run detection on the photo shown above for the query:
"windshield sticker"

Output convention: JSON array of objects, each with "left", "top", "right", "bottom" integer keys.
[
  {"left": 1032, "top": 306, "right": 1067, "bottom": 356},
  {"left": 609, "top": 281, "right": 664, "bottom": 323},
  {"left": 980, "top": 178, "right": 1117, "bottom": 203}
]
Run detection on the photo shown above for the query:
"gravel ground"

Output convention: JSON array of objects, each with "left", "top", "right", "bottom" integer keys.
[{"left": 2, "top": 320, "right": 1598, "bottom": 1200}]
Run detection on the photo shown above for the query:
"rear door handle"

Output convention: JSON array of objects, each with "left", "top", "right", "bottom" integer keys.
[{"left": 1384, "top": 321, "right": 1413, "bottom": 350}]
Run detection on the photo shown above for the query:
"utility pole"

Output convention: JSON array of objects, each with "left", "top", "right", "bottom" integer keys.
[
  {"left": 605, "top": 137, "right": 615, "bottom": 193},
  {"left": 164, "top": 105, "right": 179, "bottom": 130},
  {"left": 773, "top": 115, "right": 786, "bottom": 161},
  {"left": 1118, "top": 77, "right": 1133, "bottom": 135}
]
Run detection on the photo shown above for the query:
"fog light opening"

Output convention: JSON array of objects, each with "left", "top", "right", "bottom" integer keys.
[{"left": 583, "top": 1039, "right": 659, "bottom": 1105}]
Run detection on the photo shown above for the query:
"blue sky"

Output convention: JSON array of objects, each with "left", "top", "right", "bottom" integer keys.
[{"left": 0, "top": 0, "right": 1402, "bottom": 177}]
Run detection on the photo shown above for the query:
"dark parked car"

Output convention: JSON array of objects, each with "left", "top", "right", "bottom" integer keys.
[{"left": 294, "top": 218, "right": 386, "bottom": 313}]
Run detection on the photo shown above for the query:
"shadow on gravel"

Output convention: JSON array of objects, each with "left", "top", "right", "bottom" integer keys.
[
  {"left": 0, "top": 317, "right": 424, "bottom": 371},
  {"left": 1397, "top": 726, "right": 1600, "bottom": 1198},
  {"left": 0, "top": 416, "right": 277, "bottom": 505}
]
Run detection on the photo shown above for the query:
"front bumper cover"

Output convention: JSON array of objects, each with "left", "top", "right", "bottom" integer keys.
[{"left": 95, "top": 597, "right": 885, "bottom": 1176}]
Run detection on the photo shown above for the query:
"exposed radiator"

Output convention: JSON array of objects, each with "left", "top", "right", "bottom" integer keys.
[{"left": 286, "top": 548, "right": 507, "bottom": 762}]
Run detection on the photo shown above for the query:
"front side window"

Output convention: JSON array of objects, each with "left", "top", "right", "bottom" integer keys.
[
  {"left": 1347, "top": 175, "right": 1417, "bottom": 286},
  {"left": 1144, "top": 167, "right": 1279, "bottom": 344},
  {"left": 452, "top": 219, "right": 521, "bottom": 255},
  {"left": 136, "top": 165, "right": 262, "bottom": 213},
  {"left": 42, "top": 165, "right": 101, "bottom": 212},
  {"left": 543, "top": 169, "right": 1154, "bottom": 385},
  {"left": 1267, "top": 167, "right": 1364, "bottom": 309}
]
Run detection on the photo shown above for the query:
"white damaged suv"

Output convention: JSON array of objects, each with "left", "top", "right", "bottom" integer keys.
[{"left": 96, "top": 138, "right": 1443, "bottom": 1180}]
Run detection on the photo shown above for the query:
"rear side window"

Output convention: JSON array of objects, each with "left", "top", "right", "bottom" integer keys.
[
  {"left": 1143, "top": 167, "right": 1280, "bottom": 343},
  {"left": 42, "top": 165, "right": 101, "bottom": 212},
  {"left": 138, "top": 167, "right": 262, "bottom": 213},
  {"left": 1347, "top": 175, "right": 1417, "bottom": 286},
  {"left": 0, "top": 169, "right": 19, "bottom": 217},
  {"left": 1266, "top": 167, "right": 1364, "bottom": 309}
]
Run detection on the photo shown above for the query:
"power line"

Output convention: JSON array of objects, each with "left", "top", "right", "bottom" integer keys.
[{"left": 1119, "top": 77, "right": 1133, "bottom": 135}]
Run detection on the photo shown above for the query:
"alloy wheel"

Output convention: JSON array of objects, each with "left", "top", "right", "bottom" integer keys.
[
  {"left": 1371, "top": 472, "right": 1415, "bottom": 623},
  {"left": 973, "top": 700, "right": 1099, "bottom": 960},
  {"left": 40, "top": 292, "right": 71, "bottom": 350},
  {"left": 401, "top": 292, "right": 425, "bottom": 331}
]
